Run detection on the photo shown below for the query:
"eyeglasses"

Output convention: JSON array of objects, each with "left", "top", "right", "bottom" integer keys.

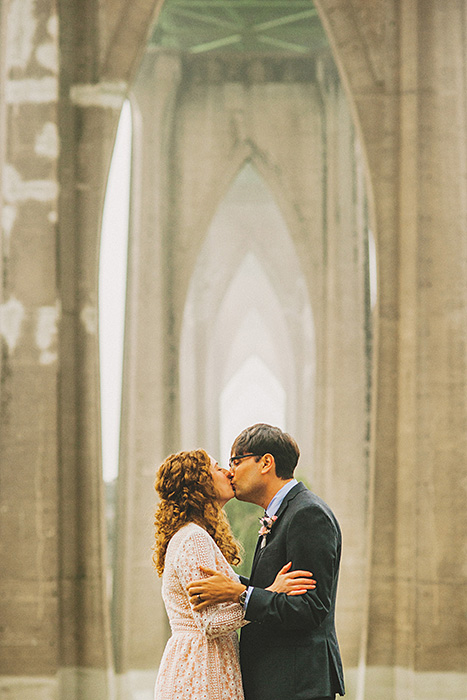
[{"left": 228, "top": 453, "right": 263, "bottom": 469}]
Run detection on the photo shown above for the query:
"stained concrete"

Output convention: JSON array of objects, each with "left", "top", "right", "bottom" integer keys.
[{"left": 0, "top": 1, "right": 466, "bottom": 699}]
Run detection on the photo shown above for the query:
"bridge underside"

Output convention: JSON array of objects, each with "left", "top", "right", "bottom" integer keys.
[{"left": 0, "top": 1, "right": 466, "bottom": 699}]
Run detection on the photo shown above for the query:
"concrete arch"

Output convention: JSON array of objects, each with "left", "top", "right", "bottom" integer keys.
[
  {"left": 4, "top": 2, "right": 467, "bottom": 699},
  {"left": 180, "top": 162, "right": 314, "bottom": 331},
  {"left": 220, "top": 354, "right": 287, "bottom": 467},
  {"left": 172, "top": 87, "right": 326, "bottom": 325},
  {"left": 203, "top": 251, "right": 303, "bottom": 454},
  {"left": 115, "top": 30, "right": 374, "bottom": 697},
  {"left": 179, "top": 164, "right": 316, "bottom": 465}
]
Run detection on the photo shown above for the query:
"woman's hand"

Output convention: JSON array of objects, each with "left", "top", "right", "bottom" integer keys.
[
  {"left": 187, "top": 568, "right": 246, "bottom": 611},
  {"left": 266, "top": 562, "right": 316, "bottom": 596}
]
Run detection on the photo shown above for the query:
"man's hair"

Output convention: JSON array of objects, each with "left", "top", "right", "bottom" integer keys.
[{"left": 232, "top": 423, "right": 300, "bottom": 480}]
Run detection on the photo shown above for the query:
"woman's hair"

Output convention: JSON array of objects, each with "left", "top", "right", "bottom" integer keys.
[{"left": 152, "top": 449, "right": 241, "bottom": 576}]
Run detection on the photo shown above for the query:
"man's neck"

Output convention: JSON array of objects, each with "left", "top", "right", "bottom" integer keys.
[{"left": 260, "top": 478, "right": 293, "bottom": 511}]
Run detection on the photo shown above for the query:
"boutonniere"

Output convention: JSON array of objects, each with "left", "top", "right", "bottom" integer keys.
[{"left": 258, "top": 514, "right": 277, "bottom": 548}]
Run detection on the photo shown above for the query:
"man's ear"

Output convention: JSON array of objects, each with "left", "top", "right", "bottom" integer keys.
[{"left": 260, "top": 453, "right": 275, "bottom": 475}]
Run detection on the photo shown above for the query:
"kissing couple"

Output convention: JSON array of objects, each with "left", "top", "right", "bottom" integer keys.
[{"left": 153, "top": 423, "right": 345, "bottom": 700}]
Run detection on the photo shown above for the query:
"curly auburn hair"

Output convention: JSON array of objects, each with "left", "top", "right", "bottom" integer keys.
[{"left": 152, "top": 449, "right": 241, "bottom": 576}]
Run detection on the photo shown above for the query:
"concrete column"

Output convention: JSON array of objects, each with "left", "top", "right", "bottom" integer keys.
[
  {"left": 57, "top": 95, "right": 117, "bottom": 698},
  {"left": 113, "top": 51, "right": 182, "bottom": 697},
  {"left": 0, "top": 2, "right": 61, "bottom": 698},
  {"left": 0, "top": 0, "right": 164, "bottom": 697},
  {"left": 315, "top": 1, "right": 467, "bottom": 697},
  {"left": 0, "top": 0, "right": 7, "bottom": 369},
  {"left": 312, "top": 63, "right": 372, "bottom": 695},
  {"left": 391, "top": 2, "right": 467, "bottom": 697},
  {"left": 314, "top": 2, "right": 401, "bottom": 696}
]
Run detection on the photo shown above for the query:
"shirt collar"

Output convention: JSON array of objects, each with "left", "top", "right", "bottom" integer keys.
[{"left": 265, "top": 478, "right": 298, "bottom": 518}]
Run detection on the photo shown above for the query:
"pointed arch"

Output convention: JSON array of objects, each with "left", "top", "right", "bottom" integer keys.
[
  {"left": 180, "top": 162, "right": 316, "bottom": 467},
  {"left": 220, "top": 355, "right": 287, "bottom": 467},
  {"left": 99, "top": 99, "right": 132, "bottom": 484}
]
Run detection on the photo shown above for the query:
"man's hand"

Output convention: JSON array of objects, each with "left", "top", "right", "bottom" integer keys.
[
  {"left": 187, "top": 567, "right": 246, "bottom": 611},
  {"left": 266, "top": 562, "right": 316, "bottom": 595}
]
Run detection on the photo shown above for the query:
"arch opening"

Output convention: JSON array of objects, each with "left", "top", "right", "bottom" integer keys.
[
  {"left": 98, "top": 100, "right": 132, "bottom": 605},
  {"left": 180, "top": 163, "right": 315, "bottom": 467}
]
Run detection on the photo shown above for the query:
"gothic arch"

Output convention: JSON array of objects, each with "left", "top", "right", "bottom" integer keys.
[{"left": 179, "top": 165, "right": 315, "bottom": 464}]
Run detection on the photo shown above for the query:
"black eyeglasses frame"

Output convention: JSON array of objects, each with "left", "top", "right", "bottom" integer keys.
[{"left": 228, "top": 453, "right": 263, "bottom": 469}]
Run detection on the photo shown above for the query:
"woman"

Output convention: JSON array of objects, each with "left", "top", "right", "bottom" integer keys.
[{"left": 153, "top": 449, "right": 313, "bottom": 700}]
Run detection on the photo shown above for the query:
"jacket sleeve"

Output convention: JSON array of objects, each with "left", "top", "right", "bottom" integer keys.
[
  {"left": 175, "top": 529, "right": 246, "bottom": 638},
  {"left": 245, "top": 504, "right": 340, "bottom": 631}
]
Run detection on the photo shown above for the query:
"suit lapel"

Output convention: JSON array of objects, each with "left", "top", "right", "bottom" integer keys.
[
  {"left": 272, "top": 481, "right": 304, "bottom": 520},
  {"left": 249, "top": 482, "right": 306, "bottom": 579},
  {"left": 250, "top": 536, "right": 264, "bottom": 577}
]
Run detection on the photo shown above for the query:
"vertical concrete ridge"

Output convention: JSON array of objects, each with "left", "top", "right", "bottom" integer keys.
[
  {"left": 364, "top": 666, "right": 467, "bottom": 700},
  {"left": 0, "top": 676, "right": 58, "bottom": 700},
  {"left": 59, "top": 667, "right": 115, "bottom": 700}
]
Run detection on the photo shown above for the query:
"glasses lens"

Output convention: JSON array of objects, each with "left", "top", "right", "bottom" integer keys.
[{"left": 229, "top": 453, "right": 259, "bottom": 468}]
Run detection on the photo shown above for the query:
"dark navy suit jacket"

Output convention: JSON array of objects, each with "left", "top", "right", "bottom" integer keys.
[{"left": 239, "top": 482, "right": 345, "bottom": 700}]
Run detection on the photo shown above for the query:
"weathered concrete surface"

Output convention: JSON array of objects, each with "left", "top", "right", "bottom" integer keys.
[
  {"left": 316, "top": 0, "right": 467, "bottom": 696},
  {"left": 1, "top": 1, "right": 467, "bottom": 699},
  {"left": 1, "top": 0, "right": 61, "bottom": 684},
  {"left": 0, "top": 0, "right": 164, "bottom": 698},
  {"left": 112, "top": 51, "right": 182, "bottom": 682}
]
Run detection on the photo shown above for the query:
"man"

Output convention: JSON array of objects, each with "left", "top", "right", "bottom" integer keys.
[{"left": 187, "top": 423, "right": 345, "bottom": 700}]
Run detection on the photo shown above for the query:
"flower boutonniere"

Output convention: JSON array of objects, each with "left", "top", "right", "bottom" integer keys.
[{"left": 258, "top": 514, "right": 278, "bottom": 548}]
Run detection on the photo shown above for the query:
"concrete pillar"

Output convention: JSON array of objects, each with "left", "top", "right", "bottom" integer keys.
[
  {"left": 0, "top": 0, "right": 165, "bottom": 697},
  {"left": 314, "top": 64, "right": 372, "bottom": 695},
  {"left": 315, "top": 1, "right": 467, "bottom": 696},
  {"left": 314, "top": 3, "right": 405, "bottom": 696},
  {"left": 58, "top": 1, "right": 167, "bottom": 694},
  {"left": 391, "top": 2, "right": 467, "bottom": 697},
  {"left": 113, "top": 51, "right": 182, "bottom": 697},
  {"left": 57, "top": 0, "right": 129, "bottom": 693},
  {"left": 0, "top": 2, "right": 61, "bottom": 698}
]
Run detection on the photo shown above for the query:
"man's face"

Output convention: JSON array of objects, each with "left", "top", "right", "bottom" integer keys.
[{"left": 228, "top": 452, "right": 264, "bottom": 503}]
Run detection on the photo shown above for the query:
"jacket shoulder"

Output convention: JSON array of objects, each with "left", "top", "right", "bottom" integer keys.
[{"left": 287, "top": 484, "right": 341, "bottom": 532}]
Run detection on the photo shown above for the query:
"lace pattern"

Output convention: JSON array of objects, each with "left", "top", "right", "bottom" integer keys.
[{"left": 154, "top": 523, "right": 245, "bottom": 700}]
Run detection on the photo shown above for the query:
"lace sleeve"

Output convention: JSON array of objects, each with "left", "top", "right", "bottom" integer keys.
[{"left": 175, "top": 528, "right": 245, "bottom": 639}]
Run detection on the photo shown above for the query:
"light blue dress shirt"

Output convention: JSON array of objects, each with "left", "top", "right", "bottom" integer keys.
[{"left": 244, "top": 478, "right": 298, "bottom": 607}]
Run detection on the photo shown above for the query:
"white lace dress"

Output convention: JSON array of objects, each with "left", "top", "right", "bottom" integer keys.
[{"left": 154, "top": 522, "right": 245, "bottom": 700}]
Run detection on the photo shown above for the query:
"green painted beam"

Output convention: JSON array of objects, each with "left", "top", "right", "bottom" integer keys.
[
  {"left": 253, "top": 9, "right": 318, "bottom": 32},
  {"left": 151, "top": 0, "right": 325, "bottom": 55},
  {"left": 189, "top": 34, "right": 243, "bottom": 53},
  {"left": 170, "top": 6, "right": 238, "bottom": 30},
  {"left": 257, "top": 35, "right": 311, "bottom": 53},
  {"left": 168, "top": 1, "right": 313, "bottom": 6}
]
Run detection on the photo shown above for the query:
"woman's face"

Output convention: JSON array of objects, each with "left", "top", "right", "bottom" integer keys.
[{"left": 209, "top": 456, "right": 234, "bottom": 507}]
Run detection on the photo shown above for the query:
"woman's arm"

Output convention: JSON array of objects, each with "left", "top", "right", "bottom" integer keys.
[
  {"left": 266, "top": 562, "right": 316, "bottom": 595},
  {"left": 187, "top": 563, "right": 315, "bottom": 610},
  {"left": 175, "top": 529, "right": 245, "bottom": 638}
]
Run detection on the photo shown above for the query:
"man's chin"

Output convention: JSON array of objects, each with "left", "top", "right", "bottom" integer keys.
[
  {"left": 231, "top": 484, "right": 250, "bottom": 502},
  {"left": 234, "top": 491, "right": 249, "bottom": 502}
]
